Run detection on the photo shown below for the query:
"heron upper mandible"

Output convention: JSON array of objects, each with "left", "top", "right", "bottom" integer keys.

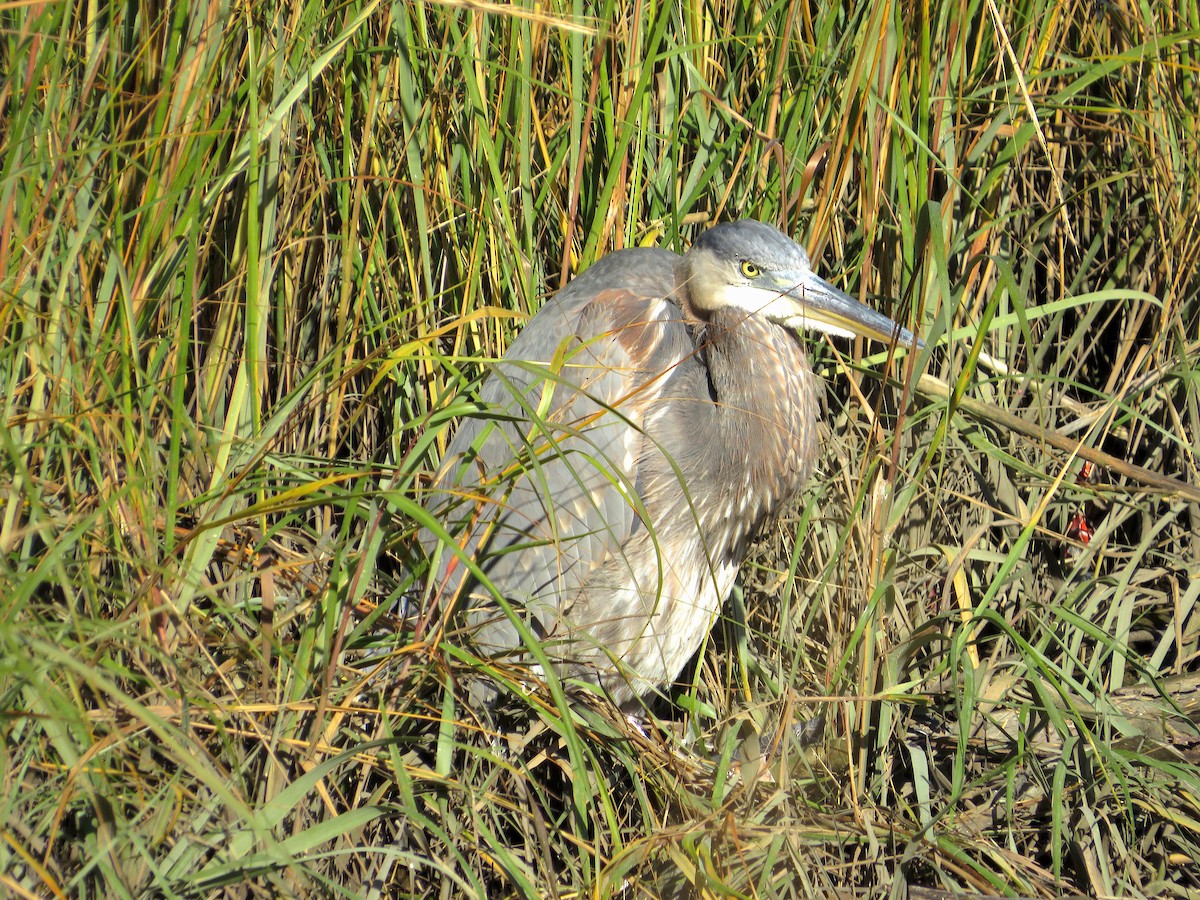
[{"left": 423, "top": 220, "right": 920, "bottom": 707}]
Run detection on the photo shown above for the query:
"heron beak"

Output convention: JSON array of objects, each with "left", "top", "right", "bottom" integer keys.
[{"left": 775, "top": 270, "right": 924, "bottom": 350}]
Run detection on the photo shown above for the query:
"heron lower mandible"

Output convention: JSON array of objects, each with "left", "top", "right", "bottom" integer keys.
[{"left": 423, "top": 220, "right": 921, "bottom": 707}]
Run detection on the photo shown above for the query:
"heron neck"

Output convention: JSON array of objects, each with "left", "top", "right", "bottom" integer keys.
[{"left": 695, "top": 308, "right": 820, "bottom": 531}]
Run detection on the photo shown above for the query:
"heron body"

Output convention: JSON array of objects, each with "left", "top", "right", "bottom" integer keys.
[{"left": 424, "top": 221, "right": 917, "bottom": 706}]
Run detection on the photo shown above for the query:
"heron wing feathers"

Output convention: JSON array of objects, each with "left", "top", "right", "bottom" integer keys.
[{"left": 428, "top": 250, "right": 695, "bottom": 656}]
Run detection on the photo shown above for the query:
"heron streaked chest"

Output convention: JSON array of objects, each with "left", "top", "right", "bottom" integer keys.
[{"left": 652, "top": 310, "right": 820, "bottom": 562}]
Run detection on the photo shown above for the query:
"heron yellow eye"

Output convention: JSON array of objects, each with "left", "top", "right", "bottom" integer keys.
[{"left": 740, "top": 260, "right": 760, "bottom": 278}]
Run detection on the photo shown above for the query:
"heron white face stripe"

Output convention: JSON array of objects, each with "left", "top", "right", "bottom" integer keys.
[{"left": 709, "top": 283, "right": 862, "bottom": 340}]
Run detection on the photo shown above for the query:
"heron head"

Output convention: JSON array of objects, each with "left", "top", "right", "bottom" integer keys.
[{"left": 681, "top": 220, "right": 922, "bottom": 349}]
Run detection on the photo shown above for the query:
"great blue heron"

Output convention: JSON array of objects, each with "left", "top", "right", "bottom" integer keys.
[{"left": 423, "top": 220, "right": 920, "bottom": 707}]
